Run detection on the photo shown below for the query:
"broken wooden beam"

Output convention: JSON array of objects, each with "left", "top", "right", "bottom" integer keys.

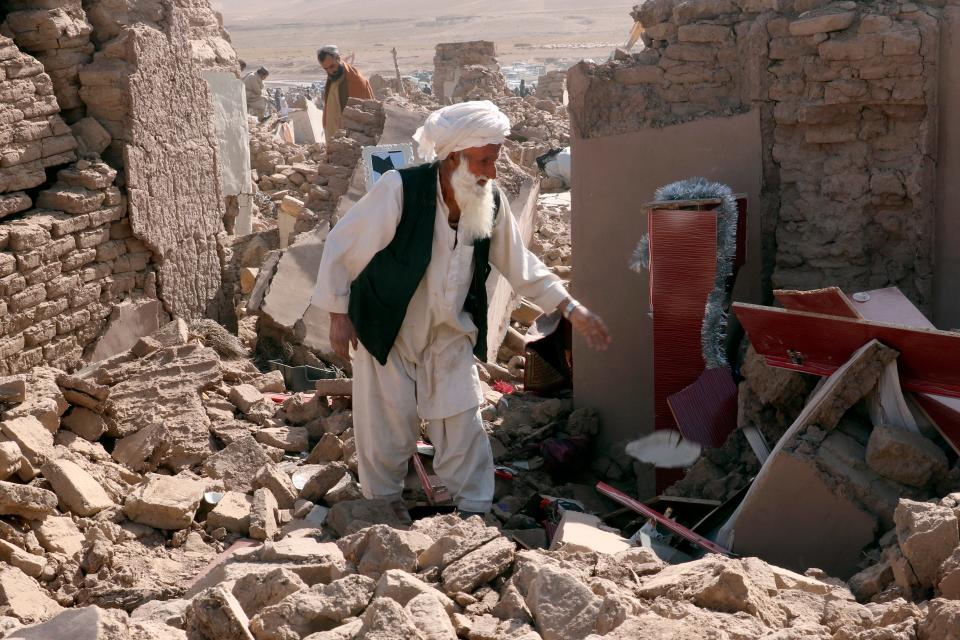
[
  {"left": 595, "top": 481, "right": 733, "bottom": 557},
  {"left": 733, "top": 303, "right": 960, "bottom": 398}
]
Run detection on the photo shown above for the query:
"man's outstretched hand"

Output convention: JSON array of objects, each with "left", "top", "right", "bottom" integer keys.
[
  {"left": 330, "top": 313, "right": 358, "bottom": 362},
  {"left": 568, "top": 304, "right": 611, "bottom": 351}
]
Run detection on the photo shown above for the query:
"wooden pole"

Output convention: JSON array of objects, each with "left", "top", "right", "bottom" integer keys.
[{"left": 391, "top": 47, "right": 407, "bottom": 97}]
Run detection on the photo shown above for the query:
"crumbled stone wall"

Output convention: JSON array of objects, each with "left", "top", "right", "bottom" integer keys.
[
  {"left": 249, "top": 97, "right": 385, "bottom": 244},
  {"left": 80, "top": 0, "right": 238, "bottom": 321},
  {"left": 1, "top": 0, "right": 241, "bottom": 376},
  {"left": 1, "top": 0, "right": 94, "bottom": 123},
  {"left": 535, "top": 69, "right": 567, "bottom": 102},
  {"left": 0, "top": 35, "right": 77, "bottom": 204},
  {"left": 0, "top": 160, "right": 151, "bottom": 375},
  {"left": 570, "top": 0, "right": 945, "bottom": 308},
  {"left": 433, "top": 40, "right": 501, "bottom": 104}
]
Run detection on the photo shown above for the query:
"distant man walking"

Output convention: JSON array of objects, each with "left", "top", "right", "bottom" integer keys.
[
  {"left": 311, "top": 101, "right": 611, "bottom": 518},
  {"left": 317, "top": 45, "right": 374, "bottom": 143},
  {"left": 244, "top": 67, "right": 270, "bottom": 120}
]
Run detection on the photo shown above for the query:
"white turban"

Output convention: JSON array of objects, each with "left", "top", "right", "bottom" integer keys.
[{"left": 413, "top": 100, "right": 511, "bottom": 162}]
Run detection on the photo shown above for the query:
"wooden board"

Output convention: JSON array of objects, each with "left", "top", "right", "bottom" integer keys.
[
  {"left": 849, "top": 287, "right": 935, "bottom": 330},
  {"left": 774, "top": 287, "right": 860, "bottom": 319},
  {"left": 733, "top": 303, "right": 960, "bottom": 398},
  {"left": 595, "top": 481, "right": 732, "bottom": 556},
  {"left": 649, "top": 209, "right": 718, "bottom": 430}
]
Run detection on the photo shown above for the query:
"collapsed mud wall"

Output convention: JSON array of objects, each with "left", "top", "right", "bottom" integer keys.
[
  {"left": 570, "top": 0, "right": 944, "bottom": 310},
  {"left": 0, "top": 0, "right": 240, "bottom": 376}
]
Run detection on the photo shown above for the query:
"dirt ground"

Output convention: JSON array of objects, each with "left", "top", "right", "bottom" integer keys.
[{"left": 211, "top": 0, "right": 629, "bottom": 82}]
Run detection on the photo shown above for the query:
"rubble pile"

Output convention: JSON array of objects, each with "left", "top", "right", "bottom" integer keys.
[
  {"left": 0, "top": 1, "right": 93, "bottom": 123},
  {"left": 433, "top": 41, "right": 502, "bottom": 105},
  {"left": 529, "top": 193, "right": 572, "bottom": 272},
  {"left": 247, "top": 98, "right": 387, "bottom": 245}
]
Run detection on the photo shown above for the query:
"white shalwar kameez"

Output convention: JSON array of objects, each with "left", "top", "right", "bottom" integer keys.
[{"left": 311, "top": 170, "right": 568, "bottom": 512}]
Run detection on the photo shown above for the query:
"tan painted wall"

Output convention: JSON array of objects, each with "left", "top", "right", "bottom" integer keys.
[
  {"left": 570, "top": 111, "right": 763, "bottom": 465},
  {"left": 935, "top": 7, "right": 960, "bottom": 330}
]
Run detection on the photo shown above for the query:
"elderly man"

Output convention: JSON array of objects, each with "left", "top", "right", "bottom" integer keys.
[
  {"left": 311, "top": 101, "right": 610, "bottom": 517},
  {"left": 317, "top": 45, "right": 374, "bottom": 143},
  {"left": 244, "top": 67, "right": 269, "bottom": 120}
]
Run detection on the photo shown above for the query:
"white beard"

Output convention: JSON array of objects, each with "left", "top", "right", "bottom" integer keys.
[{"left": 451, "top": 161, "right": 495, "bottom": 242}]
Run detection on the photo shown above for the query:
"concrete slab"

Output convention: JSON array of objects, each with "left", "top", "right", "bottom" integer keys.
[
  {"left": 260, "top": 223, "right": 331, "bottom": 333},
  {"left": 86, "top": 299, "right": 162, "bottom": 364},
  {"left": 549, "top": 510, "right": 632, "bottom": 554},
  {"left": 289, "top": 101, "right": 324, "bottom": 145},
  {"left": 203, "top": 71, "right": 253, "bottom": 198},
  {"left": 729, "top": 450, "right": 876, "bottom": 579}
]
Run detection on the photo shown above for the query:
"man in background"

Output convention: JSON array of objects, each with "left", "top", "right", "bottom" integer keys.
[
  {"left": 317, "top": 45, "right": 374, "bottom": 143},
  {"left": 244, "top": 66, "right": 269, "bottom": 120}
]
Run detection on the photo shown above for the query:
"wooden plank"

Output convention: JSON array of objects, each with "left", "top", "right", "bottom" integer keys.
[
  {"left": 774, "top": 287, "right": 861, "bottom": 319},
  {"left": 913, "top": 393, "right": 960, "bottom": 456},
  {"left": 667, "top": 367, "right": 738, "bottom": 449},
  {"left": 849, "top": 287, "right": 935, "bottom": 329},
  {"left": 733, "top": 303, "right": 960, "bottom": 398}
]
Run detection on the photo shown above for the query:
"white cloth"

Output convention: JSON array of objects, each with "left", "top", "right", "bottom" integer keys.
[
  {"left": 353, "top": 342, "right": 494, "bottom": 512},
  {"left": 311, "top": 169, "right": 568, "bottom": 418},
  {"left": 413, "top": 100, "right": 511, "bottom": 162}
]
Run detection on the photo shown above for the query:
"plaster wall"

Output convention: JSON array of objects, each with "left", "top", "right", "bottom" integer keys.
[{"left": 570, "top": 110, "right": 763, "bottom": 456}]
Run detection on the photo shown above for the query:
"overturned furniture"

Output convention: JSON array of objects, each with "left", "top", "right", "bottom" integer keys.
[{"left": 720, "top": 287, "right": 960, "bottom": 579}]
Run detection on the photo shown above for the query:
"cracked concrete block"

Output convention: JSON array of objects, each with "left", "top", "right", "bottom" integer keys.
[
  {"left": 185, "top": 585, "right": 254, "bottom": 640},
  {"left": 202, "top": 436, "right": 273, "bottom": 493},
  {"left": 0, "top": 566, "right": 62, "bottom": 624},
  {"left": 249, "top": 487, "right": 278, "bottom": 541},
  {"left": 249, "top": 574, "right": 375, "bottom": 639},
  {"left": 252, "top": 463, "right": 297, "bottom": 510},
  {"left": 61, "top": 407, "right": 106, "bottom": 442},
  {"left": 232, "top": 568, "right": 306, "bottom": 620},
  {"left": 0, "top": 416, "right": 54, "bottom": 468},
  {"left": 32, "top": 515, "right": 83, "bottom": 557},
  {"left": 0, "top": 442, "right": 23, "bottom": 481}
]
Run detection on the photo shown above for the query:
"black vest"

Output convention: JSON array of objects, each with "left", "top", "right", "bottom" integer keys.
[{"left": 348, "top": 163, "right": 499, "bottom": 366}]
